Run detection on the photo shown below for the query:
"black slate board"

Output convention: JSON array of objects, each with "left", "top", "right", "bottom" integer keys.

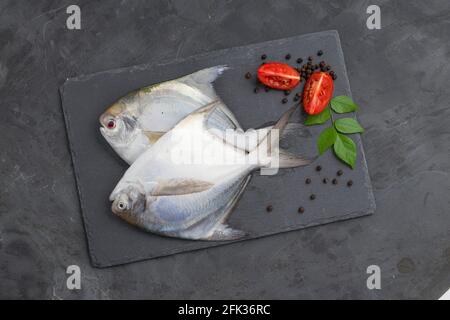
[{"left": 60, "top": 30, "right": 375, "bottom": 268}]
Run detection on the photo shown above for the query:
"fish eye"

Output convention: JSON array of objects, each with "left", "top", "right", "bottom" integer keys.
[
  {"left": 117, "top": 201, "right": 126, "bottom": 210},
  {"left": 107, "top": 119, "right": 116, "bottom": 129}
]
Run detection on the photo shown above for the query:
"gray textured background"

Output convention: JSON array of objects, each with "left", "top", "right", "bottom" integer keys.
[{"left": 0, "top": 0, "right": 449, "bottom": 299}]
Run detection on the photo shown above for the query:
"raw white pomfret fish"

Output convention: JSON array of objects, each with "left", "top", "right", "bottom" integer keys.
[
  {"left": 99, "top": 66, "right": 240, "bottom": 164},
  {"left": 109, "top": 100, "right": 310, "bottom": 241}
]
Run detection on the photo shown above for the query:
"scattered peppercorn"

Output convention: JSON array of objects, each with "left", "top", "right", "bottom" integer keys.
[
  {"left": 316, "top": 165, "right": 322, "bottom": 172},
  {"left": 293, "top": 95, "right": 299, "bottom": 102},
  {"left": 337, "top": 170, "right": 343, "bottom": 176},
  {"left": 284, "top": 90, "right": 291, "bottom": 96},
  {"left": 298, "top": 207, "right": 305, "bottom": 214},
  {"left": 305, "top": 178, "right": 311, "bottom": 184},
  {"left": 308, "top": 56, "right": 313, "bottom": 61},
  {"left": 254, "top": 87, "right": 259, "bottom": 93},
  {"left": 347, "top": 180, "right": 353, "bottom": 187},
  {"left": 320, "top": 61, "right": 326, "bottom": 67},
  {"left": 296, "top": 58, "right": 303, "bottom": 64},
  {"left": 245, "top": 72, "right": 251, "bottom": 79},
  {"left": 264, "top": 86, "right": 270, "bottom": 92},
  {"left": 326, "top": 65, "right": 331, "bottom": 71},
  {"left": 310, "top": 194, "right": 316, "bottom": 200},
  {"left": 332, "top": 74, "right": 337, "bottom": 80},
  {"left": 285, "top": 54, "right": 291, "bottom": 60},
  {"left": 317, "top": 50, "right": 323, "bottom": 56},
  {"left": 282, "top": 98, "right": 288, "bottom": 104},
  {"left": 332, "top": 178, "right": 338, "bottom": 185},
  {"left": 330, "top": 71, "right": 335, "bottom": 76},
  {"left": 261, "top": 54, "right": 267, "bottom": 60},
  {"left": 323, "top": 178, "right": 328, "bottom": 184},
  {"left": 296, "top": 92, "right": 302, "bottom": 97},
  {"left": 266, "top": 205, "right": 273, "bottom": 212}
]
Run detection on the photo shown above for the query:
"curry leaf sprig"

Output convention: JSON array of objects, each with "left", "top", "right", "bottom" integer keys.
[{"left": 304, "top": 96, "right": 364, "bottom": 169}]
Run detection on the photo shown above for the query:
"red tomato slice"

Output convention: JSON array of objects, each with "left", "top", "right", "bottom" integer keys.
[
  {"left": 257, "top": 62, "right": 300, "bottom": 90},
  {"left": 302, "top": 72, "right": 334, "bottom": 115}
]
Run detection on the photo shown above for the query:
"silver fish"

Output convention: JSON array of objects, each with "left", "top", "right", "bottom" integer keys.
[
  {"left": 99, "top": 66, "right": 240, "bottom": 164},
  {"left": 110, "top": 101, "right": 310, "bottom": 241}
]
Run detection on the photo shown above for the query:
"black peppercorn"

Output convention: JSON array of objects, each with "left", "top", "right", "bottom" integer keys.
[
  {"left": 297, "top": 58, "right": 303, "bottom": 64},
  {"left": 308, "top": 56, "right": 313, "bottom": 61},
  {"left": 282, "top": 98, "right": 288, "bottom": 104},
  {"left": 347, "top": 180, "right": 353, "bottom": 187},
  {"left": 261, "top": 54, "right": 267, "bottom": 60},
  {"left": 323, "top": 178, "right": 328, "bottom": 184},
  {"left": 305, "top": 178, "right": 311, "bottom": 184},
  {"left": 298, "top": 207, "right": 305, "bottom": 213},
  {"left": 316, "top": 165, "right": 322, "bottom": 172},
  {"left": 266, "top": 205, "right": 273, "bottom": 212},
  {"left": 284, "top": 90, "right": 291, "bottom": 96},
  {"left": 254, "top": 87, "right": 259, "bottom": 93},
  {"left": 310, "top": 194, "right": 316, "bottom": 200},
  {"left": 337, "top": 170, "right": 343, "bottom": 176},
  {"left": 317, "top": 50, "right": 323, "bottom": 56},
  {"left": 332, "top": 74, "right": 337, "bottom": 80},
  {"left": 245, "top": 72, "right": 251, "bottom": 79},
  {"left": 332, "top": 178, "right": 338, "bottom": 185},
  {"left": 285, "top": 54, "right": 291, "bottom": 60}
]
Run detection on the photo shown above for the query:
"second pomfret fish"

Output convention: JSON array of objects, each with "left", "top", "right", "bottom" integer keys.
[{"left": 99, "top": 65, "right": 240, "bottom": 164}]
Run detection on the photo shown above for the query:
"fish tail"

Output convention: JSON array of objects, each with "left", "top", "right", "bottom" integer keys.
[{"left": 253, "top": 105, "right": 312, "bottom": 169}]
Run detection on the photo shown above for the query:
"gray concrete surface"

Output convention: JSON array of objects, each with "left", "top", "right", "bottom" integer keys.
[{"left": 0, "top": 0, "right": 449, "bottom": 299}]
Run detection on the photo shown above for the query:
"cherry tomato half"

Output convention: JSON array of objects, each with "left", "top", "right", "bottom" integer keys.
[
  {"left": 302, "top": 72, "right": 334, "bottom": 115},
  {"left": 257, "top": 62, "right": 300, "bottom": 90}
]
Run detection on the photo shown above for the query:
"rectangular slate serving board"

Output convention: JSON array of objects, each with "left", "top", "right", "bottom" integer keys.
[{"left": 60, "top": 30, "right": 375, "bottom": 268}]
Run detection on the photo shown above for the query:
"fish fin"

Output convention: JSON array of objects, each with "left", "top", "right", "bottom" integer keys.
[
  {"left": 179, "top": 65, "right": 229, "bottom": 99},
  {"left": 208, "top": 224, "right": 248, "bottom": 241},
  {"left": 180, "top": 66, "right": 242, "bottom": 129},
  {"left": 152, "top": 178, "right": 213, "bottom": 196},
  {"left": 143, "top": 130, "right": 165, "bottom": 144},
  {"left": 278, "top": 148, "right": 312, "bottom": 168}
]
